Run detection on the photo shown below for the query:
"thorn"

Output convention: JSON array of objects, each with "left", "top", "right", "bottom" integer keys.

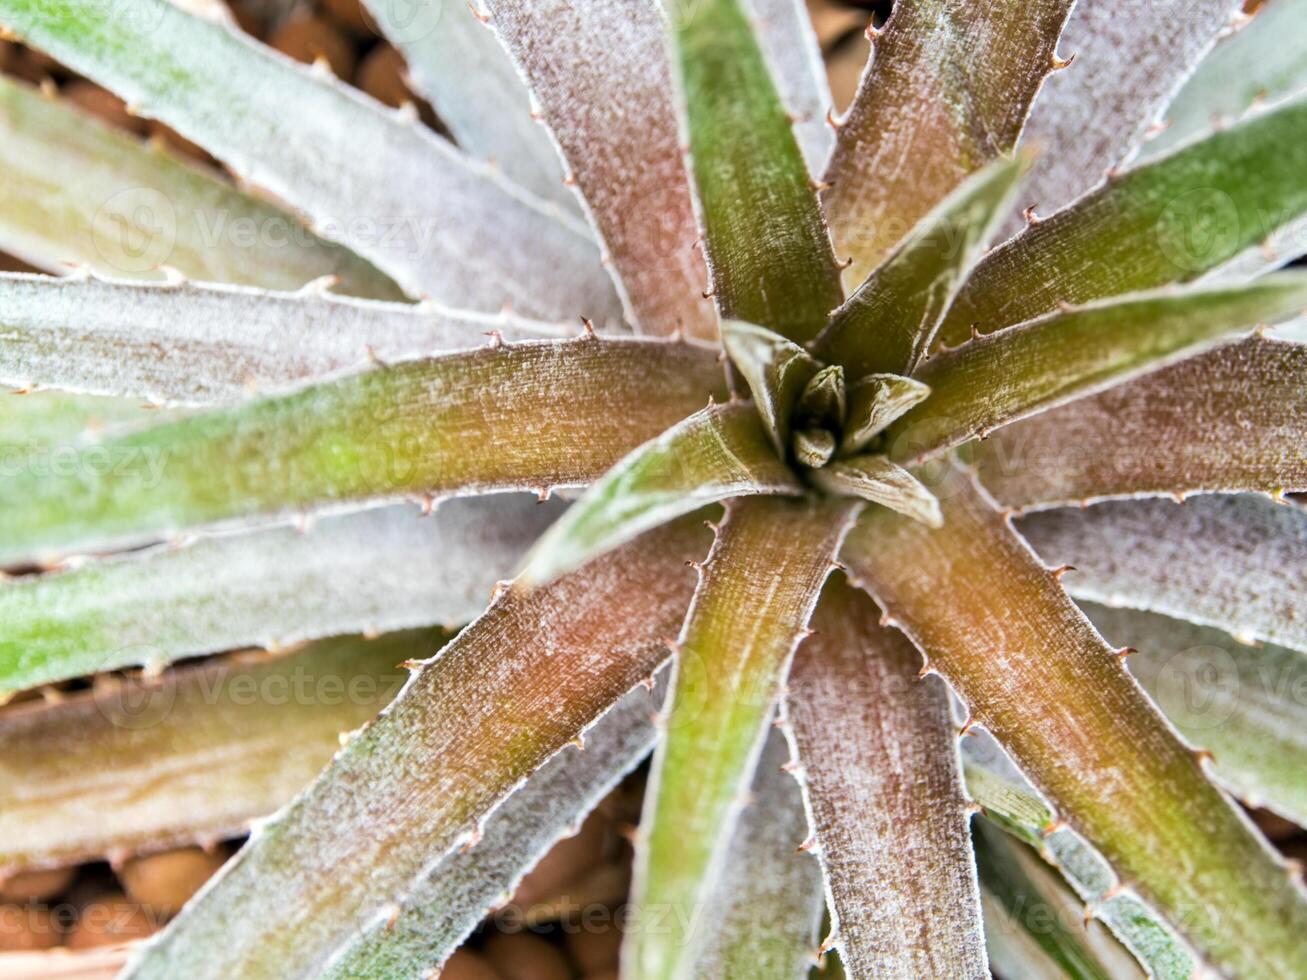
[
  {"left": 484, "top": 329, "right": 505, "bottom": 349},
  {"left": 965, "top": 801, "right": 983, "bottom": 816},
  {"left": 398, "top": 659, "right": 424, "bottom": 671},
  {"left": 796, "top": 835, "right": 817, "bottom": 853},
  {"left": 1171, "top": 491, "right": 1188, "bottom": 504},
  {"left": 864, "top": 18, "right": 882, "bottom": 42},
  {"left": 365, "top": 345, "right": 388, "bottom": 368},
  {"left": 916, "top": 663, "right": 936, "bottom": 680},
  {"left": 466, "top": 0, "right": 489, "bottom": 23},
  {"left": 808, "top": 176, "right": 833, "bottom": 192},
  {"left": 1194, "top": 747, "right": 1217, "bottom": 767},
  {"left": 685, "top": 558, "right": 702, "bottom": 571},
  {"left": 1040, "top": 818, "right": 1067, "bottom": 837},
  {"left": 459, "top": 823, "right": 484, "bottom": 852},
  {"left": 1050, "top": 563, "right": 1076, "bottom": 582},
  {"left": 824, "top": 106, "right": 842, "bottom": 131},
  {"left": 818, "top": 931, "right": 839, "bottom": 955},
  {"left": 1105, "top": 166, "right": 1125, "bottom": 183},
  {"left": 158, "top": 265, "right": 187, "bottom": 286},
  {"left": 1099, "top": 882, "right": 1125, "bottom": 902},
  {"left": 1115, "top": 646, "right": 1137, "bottom": 662},
  {"left": 701, "top": 286, "right": 715, "bottom": 299},
  {"left": 1261, "top": 238, "right": 1278, "bottom": 262},
  {"left": 639, "top": 674, "right": 656, "bottom": 691},
  {"left": 1050, "top": 50, "right": 1076, "bottom": 70},
  {"left": 836, "top": 254, "right": 854, "bottom": 270},
  {"left": 579, "top": 316, "right": 596, "bottom": 339},
  {"left": 779, "top": 759, "right": 801, "bottom": 774},
  {"left": 1055, "top": 298, "right": 1074, "bottom": 313},
  {"left": 569, "top": 733, "right": 586, "bottom": 751},
  {"left": 1270, "top": 487, "right": 1288, "bottom": 504},
  {"left": 1081, "top": 900, "right": 1097, "bottom": 926},
  {"left": 878, "top": 612, "right": 899, "bottom": 629},
  {"left": 384, "top": 904, "right": 401, "bottom": 931},
  {"left": 969, "top": 323, "right": 982, "bottom": 341},
  {"left": 419, "top": 495, "right": 436, "bottom": 516},
  {"left": 1022, "top": 204, "right": 1042, "bottom": 225},
  {"left": 562, "top": 173, "right": 577, "bottom": 187},
  {"left": 662, "top": 636, "right": 683, "bottom": 655},
  {"left": 958, "top": 715, "right": 976, "bottom": 737},
  {"left": 536, "top": 487, "right": 551, "bottom": 503}
]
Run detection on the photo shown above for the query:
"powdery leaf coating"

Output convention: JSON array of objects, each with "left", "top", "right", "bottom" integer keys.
[
  {"left": 0, "top": 495, "right": 560, "bottom": 694},
  {"left": 691, "top": 729, "right": 825, "bottom": 980},
  {"left": 0, "top": 76, "right": 398, "bottom": 298},
  {"left": 938, "top": 98, "right": 1307, "bottom": 346},
  {"left": 318, "top": 679, "right": 664, "bottom": 979},
  {"left": 808, "top": 455, "right": 941, "bottom": 527},
  {"left": 0, "top": 274, "right": 570, "bottom": 404},
  {"left": 743, "top": 0, "right": 833, "bottom": 175},
  {"left": 671, "top": 0, "right": 843, "bottom": 345},
  {"left": 842, "top": 465, "right": 1307, "bottom": 978},
  {"left": 1003, "top": 0, "right": 1237, "bottom": 237},
  {"left": 0, "top": 336, "right": 726, "bottom": 563},
  {"left": 786, "top": 578, "right": 986, "bottom": 979},
  {"left": 890, "top": 274, "right": 1307, "bottom": 464},
  {"left": 485, "top": 0, "right": 715, "bottom": 341},
  {"left": 628, "top": 496, "right": 858, "bottom": 980},
  {"left": 974, "top": 336, "right": 1307, "bottom": 507},
  {"left": 360, "top": 0, "right": 576, "bottom": 210},
  {"left": 519, "top": 402, "right": 802, "bottom": 586},
  {"left": 1018, "top": 494, "right": 1307, "bottom": 654},
  {"left": 0, "top": 631, "right": 421, "bottom": 874},
  {"left": 821, "top": 0, "right": 1074, "bottom": 288},
  {"left": 125, "top": 517, "right": 712, "bottom": 980},
  {"left": 0, "top": 0, "right": 623, "bottom": 322},
  {"left": 1086, "top": 602, "right": 1307, "bottom": 829}
]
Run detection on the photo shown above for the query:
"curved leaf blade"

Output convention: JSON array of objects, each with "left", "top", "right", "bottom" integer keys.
[
  {"left": 974, "top": 336, "right": 1307, "bottom": 507},
  {"left": 786, "top": 577, "right": 987, "bottom": 978},
  {"left": 0, "top": 274, "right": 568, "bottom": 403},
  {"left": 939, "top": 98, "right": 1307, "bottom": 345},
  {"left": 670, "top": 0, "right": 843, "bottom": 344},
  {"left": 720, "top": 319, "right": 822, "bottom": 455},
  {"left": 484, "top": 0, "right": 715, "bottom": 341},
  {"left": 0, "top": 76, "right": 399, "bottom": 298},
  {"left": 744, "top": 0, "right": 833, "bottom": 174},
  {"left": 842, "top": 465, "right": 1307, "bottom": 978},
  {"left": 0, "top": 336, "right": 725, "bottom": 563},
  {"left": 124, "top": 516, "right": 711, "bottom": 980},
  {"left": 821, "top": 0, "right": 1074, "bottom": 287},
  {"left": 892, "top": 274, "right": 1307, "bottom": 464},
  {"left": 627, "top": 496, "right": 858, "bottom": 980},
  {"left": 519, "top": 402, "right": 802, "bottom": 586},
  {"left": 809, "top": 454, "right": 941, "bottom": 527},
  {"left": 0, "top": 0, "right": 621, "bottom": 321},
  {"left": 839, "top": 373, "right": 931, "bottom": 457}
]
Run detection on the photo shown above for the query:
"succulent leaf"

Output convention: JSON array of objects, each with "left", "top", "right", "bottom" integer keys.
[
  {"left": 0, "top": 273, "right": 570, "bottom": 404},
  {"left": 842, "top": 464, "right": 1307, "bottom": 977},
  {"left": 821, "top": 0, "right": 1075, "bottom": 287},
  {"left": 891, "top": 274, "right": 1307, "bottom": 465},
  {"left": 483, "top": 0, "right": 715, "bottom": 341},
  {"left": 1087, "top": 602, "right": 1307, "bottom": 829},
  {"left": 974, "top": 335, "right": 1307, "bottom": 506},
  {"left": 669, "top": 0, "right": 843, "bottom": 344},
  {"left": 839, "top": 373, "right": 931, "bottom": 457},
  {"left": 813, "top": 156, "right": 1024, "bottom": 378},
  {"left": 689, "top": 730, "right": 825, "bottom": 980},
  {"left": 518, "top": 402, "right": 802, "bottom": 587},
  {"left": 720, "top": 319, "right": 822, "bottom": 456},
  {"left": 0, "top": 0, "right": 622, "bottom": 321},
  {"left": 1006, "top": 0, "right": 1237, "bottom": 237},
  {"left": 792, "top": 427, "right": 836, "bottom": 469},
  {"left": 0, "top": 496, "right": 557, "bottom": 695},
  {"left": 1019, "top": 495, "right": 1307, "bottom": 653},
  {"left": 360, "top": 0, "right": 575, "bottom": 210},
  {"left": 0, "top": 76, "right": 399, "bottom": 298},
  {"left": 627, "top": 496, "right": 858, "bottom": 980},
  {"left": 124, "top": 516, "right": 711, "bottom": 979},
  {"left": 0, "top": 337, "right": 725, "bottom": 564},
  {"left": 786, "top": 578, "right": 987, "bottom": 978},
  {"left": 939, "top": 97, "right": 1307, "bottom": 345},
  {"left": 809, "top": 455, "right": 941, "bottom": 527},
  {"left": 0, "top": 631, "right": 420, "bottom": 874},
  {"left": 317, "top": 679, "right": 663, "bottom": 979}
]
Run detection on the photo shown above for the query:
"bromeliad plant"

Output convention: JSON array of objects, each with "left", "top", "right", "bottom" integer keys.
[{"left": 0, "top": 0, "right": 1306, "bottom": 976}]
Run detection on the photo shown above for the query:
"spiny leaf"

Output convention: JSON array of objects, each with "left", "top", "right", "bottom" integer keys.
[
  {"left": 1147, "top": 0, "right": 1307, "bottom": 158},
  {"left": 808, "top": 455, "right": 941, "bottom": 527},
  {"left": 124, "top": 516, "right": 711, "bottom": 980},
  {"left": 0, "top": 336, "right": 725, "bottom": 564},
  {"left": 0, "top": 274, "right": 568, "bottom": 403},
  {"left": 720, "top": 319, "right": 822, "bottom": 456},
  {"left": 963, "top": 733, "right": 1195, "bottom": 980},
  {"left": 689, "top": 730, "right": 825, "bottom": 980},
  {"left": 842, "top": 463, "right": 1307, "bottom": 977},
  {"left": 812, "top": 157, "right": 1023, "bottom": 378},
  {"left": 890, "top": 274, "right": 1307, "bottom": 464},
  {"left": 821, "top": 0, "right": 1074, "bottom": 287},
  {"left": 1087, "top": 602, "right": 1307, "bottom": 829},
  {"left": 1005, "top": 0, "right": 1236, "bottom": 237},
  {"left": 0, "top": 0, "right": 622, "bottom": 321},
  {"left": 744, "top": 0, "right": 833, "bottom": 174},
  {"left": 939, "top": 97, "right": 1307, "bottom": 345},
  {"left": 786, "top": 578, "right": 987, "bottom": 978},
  {"left": 360, "top": 0, "right": 575, "bottom": 210},
  {"left": 317, "top": 679, "right": 662, "bottom": 980},
  {"left": 627, "top": 496, "right": 858, "bottom": 980},
  {"left": 1018, "top": 495, "right": 1307, "bottom": 653},
  {"left": 0, "top": 75, "right": 399, "bottom": 298},
  {"left": 792, "top": 427, "right": 835, "bottom": 468},
  {"left": 669, "top": 0, "right": 843, "bottom": 344},
  {"left": 839, "top": 374, "right": 930, "bottom": 457},
  {"left": 518, "top": 402, "right": 801, "bottom": 587},
  {"left": 0, "top": 632, "right": 420, "bottom": 874},
  {"left": 484, "top": 0, "right": 715, "bottom": 340},
  {"left": 973, "top": 335, "right": 1307, "bottom": 507},
  {"left": 797, "top": 363, "right": 845, "bottom": 429},
  {"left": 975, "top": 820, "right": 1141, "bottom": 980},
  {"left": 0, "top": 496, "right": 558, "bottom": 696}
]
